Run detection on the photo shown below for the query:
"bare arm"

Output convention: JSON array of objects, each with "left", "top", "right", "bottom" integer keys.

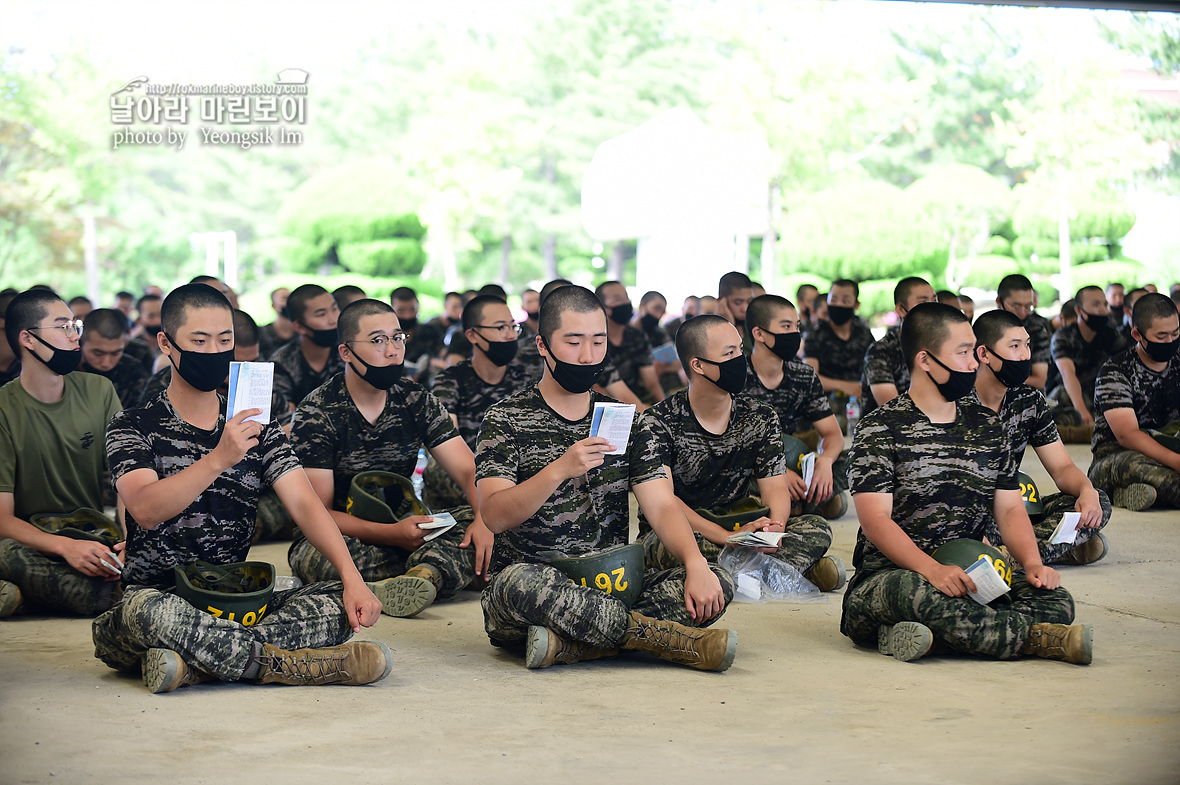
[
  {"left": 870, "top": 383, "right": 899, "bottom": 407},
  {"left": 1027, "top": 361, "right": 1048, "bottom": 390},
  {"left": 1106, "top": 407, "right": 1180, "bottom": 473},
  {"left": 304, "top": 467, "right": 428, "bottom": 549},
  {"left": 638, "top": 365, "right": 665, "bottom": 403},
  {"left": 0, "top": 493, "right": 121, "bottom": 580},
  {"left": 1055, "top": 358, "right": 1092, "bottom": 424},
  {"left": 994, "top": 487, "right": 1059, "bottom": 590},
  {"left": 1032, "top": 440, "right": 1104, "bottom": 527}
]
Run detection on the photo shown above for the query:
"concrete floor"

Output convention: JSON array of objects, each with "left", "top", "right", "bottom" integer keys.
[{"left": 2, "top": 444, "right": 1178, "bottom": 785}]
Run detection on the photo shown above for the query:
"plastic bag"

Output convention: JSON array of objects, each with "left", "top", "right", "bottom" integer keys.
[{"left": 718, "top": 545, "right": 825, "bottom": 604}]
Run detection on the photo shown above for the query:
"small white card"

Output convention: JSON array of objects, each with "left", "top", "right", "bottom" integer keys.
[
  {"left": 964, "top": 556, "right": 1011, "bottom": 605},
  {"left": 652, "top": 343, "right": 678, "bottom": 364},
  {"left": 418, "top": 511, "right": 458, "bottom": 542},
  {"left": 1048, "top": 512, "right": 1083, "bottom": 546},
  {"left": 227, "top": 362, "right": 273, "bottom": 425},
  {"left": 726, "top": 530, "right": 786, "bottom": 548},
  {"left": 800, "top": 452, "right": 817, "bottom": 490},
  {"left": 589, "top": 402, "right": 636, "bottom": 455}
]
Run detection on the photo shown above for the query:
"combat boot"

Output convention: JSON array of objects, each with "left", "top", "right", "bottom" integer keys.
[
  {"left": 618, "top": 611, "right": 737, "bottom": 672},
  {"left": 1113, "top": 483, "right": 1156, "bottom": 512},
  {"left": 804, "top": 555, "right": 847, "bottom": 592},
  {"left": 0, "top": 580, "right": 23, "bottom": 618},
  {"left": 370, "top": 564, "right": 440, "bottom": 617},
  {"left": 1058, "top": 532, "right": 1109, "bottom": 566},
  {"left": 816, "top": 490, "right": 848, "bottom": 520},
  {"left": 142, "top": 648, "right": 216, "bottom": 694},
  {"left": 257, "top": 641, "right": 394, "bottom": 685},
  {"left": 878, "top": 622, "right": 934, "bottom": 662},
  {"left": 1057, "top": 424, "right": 1094, "bottom": 444},
  {"left": 524, "top": 626, "right": 619, "bottom": 669},
  {"left": 1022, "top": 623, "right": 1093, "bottom": 665}
]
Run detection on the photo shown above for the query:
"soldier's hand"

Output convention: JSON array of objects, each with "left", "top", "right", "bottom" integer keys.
[
  {"left": 460, "top": 516, "right": 495, "bottom": 580},
  {"left": 212, "top": 409, "right": 264, "bottom": 469},
  {"left": 1025, "top": 564, "right": 1060, "bottom": 590},
  {"left": 342, "top": 580, "right": 382, "bottom": 631},
  {"left": 60, "top": 538, "right": 124, "bottom": 580},
  {"left": 556, "top": 437, "right": 615, "bottom": 479},
  {"left": 1078, "top": 408, "right": 1094, "bottom": 426},
  {"left": 683, "top": 562, "right": 725, "bottom": 623},
  {"left": 784, "top": 469, "right": 808, "bottom": 501},
  {"left": 1076, "top": 488, "right": 1104, "bottom": 528},
  {"left": 923, "top": 563, "right": 976, "bottom": 598},
  {"left": 807, "top": 459, "right": 834, "bottom": 504},
  {"left": 736, "top": 517, "right": 784, "bottom": 555},
  {"left": 382, "top": 516, "right": 431, "bottom": 550}
]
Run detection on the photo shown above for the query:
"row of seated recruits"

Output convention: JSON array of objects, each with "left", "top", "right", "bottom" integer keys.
[{"left": 0, "top": 276, "right": 1175, "bottom": 692}]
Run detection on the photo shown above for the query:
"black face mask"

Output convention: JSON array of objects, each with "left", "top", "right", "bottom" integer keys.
[
  {"left": 164, "top": 334, "right": 233, "bottom": 393},
  {"left": 27, "top": 332, "right": 81, "bottom": 376},
  {"left": 350, "top": 352, "right": 404, "bottom": 390},
  {"left": 541, "top": 336, "right": 606, "bottom": 394},
  {"left": 399, "top": 316, "right": 419, "bottom": 333},
  {"left": 480, "top": 337, "right": 519, "bottom": 367},
  {"left": 609, "top": 303, "right": 634, "bottom": 326},
  {"left": 764, "top": 331, "right": 801, "bottom": 362},
  {"left": 697, "top": 355, "right": 747, "bottom": 395},
  {"left": 1142, "top": 337, "right": 1179, "bottom": 363},
  {"left": 828, "top": 305, "right": 854, "bottom": 326},
  {"left": 524, "top": 311, "right": 539, "bottom": 322},
  {"left": 1078, "top": 309, "right": 1115, "bottom": 344},
  {"left": 300, "top": 323, "right": 338, "bottom": 348},
  {"left": 640, "top": 313, "right": 660, "bottom": 333},
  {"left": 925, "top": 352, "right": 976, "bottom": 402},
  {"left": 985, "top": 351, "right": 1032, "bottom": 388}
]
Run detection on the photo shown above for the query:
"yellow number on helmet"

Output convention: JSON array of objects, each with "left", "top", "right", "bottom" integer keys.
[
  {"left": 611, "top": 566, "right": 628, "bottom": 592},
  {"left": 595, "top": 572, "right": 612, "bottom": 592}
]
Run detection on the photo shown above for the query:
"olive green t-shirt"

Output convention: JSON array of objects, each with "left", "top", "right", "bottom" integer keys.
[{"left": 0, "top": 373, "right": 122, "bottom": 520}]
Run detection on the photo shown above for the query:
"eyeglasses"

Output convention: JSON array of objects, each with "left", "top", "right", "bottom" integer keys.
[
  {"left": 29, "top": 319, "right": 84, "bottom": 338},
  {"left": 347, "top": 333, "right": 407, "bottom": 349},
  {"left": 472, "top": 323, "right": 523, "bottom": 338}
]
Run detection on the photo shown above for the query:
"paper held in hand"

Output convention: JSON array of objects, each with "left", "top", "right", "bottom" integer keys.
[
  {"left": 589, "top": 402, "right": 636, "bottom": 455},
  {"left": 227, "top": 362, "right": 273, "bottom": 425},
  {"left": 418, "top": 511, "right": 458, "bottom": 542},
  {"left": 1048, "top": 512, "right": 1083, "bottom": 546},
  {"left": 727, "top": 530, "right": 786, "bottom": 548},
  {"left": 964, "top": 556, "right": 1011, "bottom": 605},
  {"left": 800, "top": 452, "right": 816, "bottom": 490}
]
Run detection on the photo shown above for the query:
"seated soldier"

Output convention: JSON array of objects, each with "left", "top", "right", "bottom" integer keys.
[
  {"left": 717, "top": 272, "right": 754, "bottom": 353},
  {"left": 994, "top": 274, "right": 1053, "bottom": 391},
  {"left": 123, "top": 294, "right": 163, "bottom": 374},
  {"left": 595, "top": 280, "right": 665, "bottom": 404},
  {"left": 638, "top": 314, "right": 844, "bottom": 592},
  {"left": 92, "top": 284, "right": 389, "bottom": 694},
  {"left": 635, "top": 290, "right": 683, "bottom": 393},
  {"left": 0, "top": 290, "right": 124, "bottom": 618},
  {"left": 476, "top": 285, "right": 736, "bottom": 671},
  {"left": 391, "top": 286, "right": 440, "bottom": 383},
  {"left": 842, "top": 302, "right": 1091, "bottom": 665},
  {"left": 68, "top": 295, "right": 94, "bottom": 319},
  {"left": 425, "top": 295, "right": 533, "bottom": 510},
  {"left": 79, "top": 308, "right": 150, "bottom": 409},
  {"left": 804, "top": 280, "right": 875, "bottom": 404},
  {"left": 286, "top": 299, "right": 494, "bottom": 616},
  {"left": 271, "top": 284, "right": 345, "bottom": 415},
  {"left": 258, "top": 287, "right": 296, "bottom": 360},
  {"left": 1050, "top": 285, "right": 1128, "bottom": 432},
  {"left": 1088, "top": 293, "right": 1180, "bottom": 511},
  {"left": 861, "top": 276, "right": 937, "bottom": 416},
  {"left": 970, "top": 310, "right": 1111, "bottom": 565},
  {"left": 745, "top": 295, "right": 849, "bottom": 521}
]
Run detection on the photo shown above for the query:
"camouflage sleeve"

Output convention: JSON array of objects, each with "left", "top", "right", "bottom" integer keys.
[
  {"left": 751, "top": 399, "right": 787, "bottom": 479},
  {"left": 863, "top": 340, "right": 894, "bottom": 386},
  {"left": 635, "top": 408, "right": 674, "bottom": 471},
  {"left": 289, "top": 396, "right": 338, "bottom": 470},
  {"left": 627, "top": 415, "right": 668, "bottom": 487},
  {"left": 846, "top": 414, "right": 896, "bottom": 495},
  {"left": 431, "top": 366, "right": 459, "bottom": 413},
  {"left": 1027, "top": 389, "right": 1060, "bottom": 449},
  {"left": 260, "top": 420, "right": 303, "bottom": 487},
  {"left": 475, "top": 402, "right": 518, "bottom": 483},
  {"left": 993, "top": 424, "right": 1020, "bottom": 492},
  {"left": 1028, "top": 320, "right": 1051, "bottom": 365},
  {"left": 139, "top": 368, "right": 169, "bottom": 406},
  {"left": 1050, "top": 328, "right": 1074, "bottom": 363},
  {"left": 420, "top": 390, "right": 461, "bottom": 449},
  {"left": 1093, "top": 358, "right": 1134, "bottom": 414},
  {"left": 802, "top": 328, "right": 821, "bottom": 359},
  {"left": 634, "top": 330, "right": 654, "bottom": 367},
  {"left": 106, "top": 411, "right": 156, "bottom": 483},
  {"left": 600, "top": 359, "right": 621, "bottom": 388}
]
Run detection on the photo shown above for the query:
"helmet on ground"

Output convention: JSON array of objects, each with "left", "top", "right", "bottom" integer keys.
[
  {"left": 551, "top": 543, "right": 645, "bottom": 608},
  {"left": 783, "top": 434, "right": 809, "bottom": 476},
  {"left": 931, "top": 538, "right": 1012, "bottom": 588},
  {"left": 174, "top": 560, "right": 275, "bottom": 627},
  {"left": 30, "top": 508, "right": 122, "bottom": 550},
  {"left": 1017, "top": 471, "right": 1044, "bottom": 516},
  {"left": 347, "top": 471, "right": 431, "bottom": 523},
  {"left": 695, "top": 497, "right": 771, "bottom": 532}
]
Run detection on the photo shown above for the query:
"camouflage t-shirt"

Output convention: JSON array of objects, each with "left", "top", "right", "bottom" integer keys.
[
  {"left": 123, "top": 338, "right": 156, "bottom": 374},
  {"left": 1050, "top": 323, "right": 1129, "bottom": 403},
  {"left": 638, "top": 388, "right": 785, "bottom": 526},
  {"left": 861, "top": 326, "right": 908, "bottom": 415},
  {"left": 1092, "top": 348, "right": 1180, "bottom": 459},
  {"left": 271, "top": 340, "right": 345, "bottom": 412},
  {"left": 743, "top": 355, "right": 834, "bottom": 435},
  {"left": 431, "top": 359, "right": 532, "bottom": 450},
  {"left": 607, "top": 325, "right": 655, "bottom": 396},
  {"left": 476, "top": 386, "right": 665, "bottom": 572},
  {"left": 965, "top": 386, "right": 1058, "bottom": 465},
  {"left": 290, "top": 372, "right": 458, "bottom": 511},
  {"left": 107, "top": 391, "right": 301, "bottom": 588},
  {"left": 846, "top": 393, "right": 1018, "bottom": 574},
  {"left": 81, "top": 354, "right": 150, "bottom": 411},
  {"left": 1022, "top": 312, "right": 1053, "bottom": 366},
  {"left": 803, "top": 317, "right": 874, "bottom": 382},
  {"left": 257, "top": 322, "right": 296, "bottom": 361}
]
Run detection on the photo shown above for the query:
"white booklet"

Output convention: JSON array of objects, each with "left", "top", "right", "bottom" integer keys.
[
  {"left": 964, "top": 556, "right": 1011, "bottom": 605},
  {"left": 589, "top": 402, "right": 636, "bottom": 455},
  {"left": 418, "top": 511, "right": 458, "bottom": 542},
  {"left": 227, "top": 362, "right": 273, "bottom": 425},
  {"left": 652, "top": 343, "right": 678, "bottom": 364},
  {"left": 1048, "top": 512, "right": 1083, "bottom": 546},
  {"left": 800, "top": 452, "right": 816, "bottom": 490},
  {"left": 726, "top": 530, "right": 786, "bottom": 548}
]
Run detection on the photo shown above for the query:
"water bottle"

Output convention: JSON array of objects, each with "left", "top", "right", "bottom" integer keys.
[
  {"left": 845, "top": 396, "right": 860, "bottom": 440},
  {"left": 412, "top": 447, "right": 428, "bottom": 497},
  {"left": 274, "top": 576, "right": 303, "bottom": 591}
]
